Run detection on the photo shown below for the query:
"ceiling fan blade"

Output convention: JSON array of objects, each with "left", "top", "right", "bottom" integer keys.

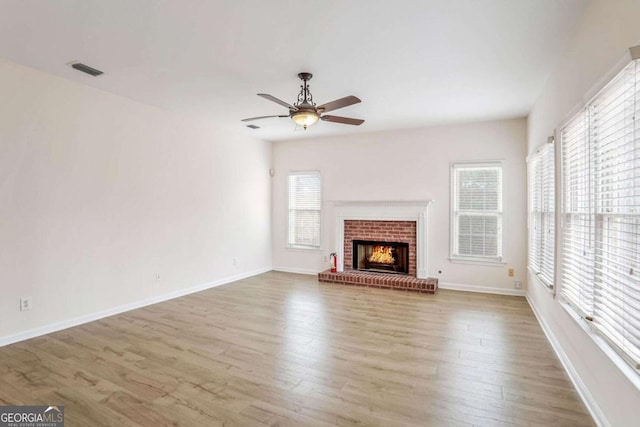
[
  {"left": 257, "top": 94, "right": 298, "bottom": 110},
  {"left": 241, "top": 115, "right": 289, "bottom": 122},
  {"left": 321, "top": 115, "right": 364, "bottom": 126},
  {"left": 317, "top": 95, "right": 361, "bottom": 113}
]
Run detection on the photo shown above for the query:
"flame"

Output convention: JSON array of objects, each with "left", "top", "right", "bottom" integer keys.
[{"left": 369, "top": 246, "right": 395, "bottom": 264}]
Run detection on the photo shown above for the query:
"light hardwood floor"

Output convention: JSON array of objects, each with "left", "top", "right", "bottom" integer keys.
[{"left": 0, "top": 271, "right": 594, "bottom": 426}]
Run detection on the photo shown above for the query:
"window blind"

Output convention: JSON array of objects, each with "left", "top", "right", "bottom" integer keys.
[
  {"left": 288, "top": 172, "right": 321, "bottom": 248},
  {"left": 562, "top": 111, "right": 595, "bottom": 315},
  {"left": 528, "top": 142, "right": 555, "bottom": 288},
  {"left": 452, "top": 163, "right": 503, "bottom": 260},
  {"left": 561, "top": 59, "right": 640, "bottom": 367},
  {"left": 591, "top": 59, "right": 640, "bottom": 365}
]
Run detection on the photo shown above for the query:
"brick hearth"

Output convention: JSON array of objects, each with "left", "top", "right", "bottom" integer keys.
[{"left": 318, "top": 269, "right": 438, "bottom": 293}]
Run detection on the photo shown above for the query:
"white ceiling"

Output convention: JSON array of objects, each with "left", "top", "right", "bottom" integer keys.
[{"left": 0, "top": 0, "right": 590, "bottom": 141}]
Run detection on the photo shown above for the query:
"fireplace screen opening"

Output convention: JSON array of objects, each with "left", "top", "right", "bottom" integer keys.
[{"left": 353, "top": 240, "right": 409, "bottom": 274}]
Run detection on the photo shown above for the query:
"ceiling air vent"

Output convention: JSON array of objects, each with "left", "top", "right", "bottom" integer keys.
[
  {"left": 70, "top": 62, "right": 104, "bottom": 77},
  {"left": 246, "top": 124, "right": 260, "bottom": 129}
]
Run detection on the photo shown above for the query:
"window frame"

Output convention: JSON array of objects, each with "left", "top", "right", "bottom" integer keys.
[
  {"left": 527, "top": 140, "right": 556, "bottom": 292},
  {"left": 558, "top": 55, "right": 640, "bottom": 372},
  {"left": 450, "top": 160, "right": 505, "bottom": 266},
  {"left": 286, "top": 170, "right": 322, "bottom": 250}
]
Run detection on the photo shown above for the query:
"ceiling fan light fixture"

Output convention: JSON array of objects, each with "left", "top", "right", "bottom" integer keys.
[{"left": 291, "top": 110, "right": 320, "bottom": 129}]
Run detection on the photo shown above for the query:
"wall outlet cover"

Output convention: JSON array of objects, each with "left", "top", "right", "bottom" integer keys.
[{"left": 20, "top": 297, "right": 32, "bottom": 311}]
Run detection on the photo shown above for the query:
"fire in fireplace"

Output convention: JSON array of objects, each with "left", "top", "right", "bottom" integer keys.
[{"left": 352, "top": 240, "right": 409, "bottom": 274}]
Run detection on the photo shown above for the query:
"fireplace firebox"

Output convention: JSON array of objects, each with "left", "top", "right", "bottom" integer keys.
[{"left": 352, "top": 240, "right": 409, "bottom": 274}]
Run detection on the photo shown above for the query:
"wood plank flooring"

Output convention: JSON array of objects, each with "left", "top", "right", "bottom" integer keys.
[{"left": 0, "top": 271, "right": 594, "bottom": 426}]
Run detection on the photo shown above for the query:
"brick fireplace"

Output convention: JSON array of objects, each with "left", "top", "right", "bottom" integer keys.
[
  {"left": 344, "top": 220, "right": 416, "bottom": 276},
  {"left": 333, "top": 201, "right": 431, "bottom": 278},
  {"left": 318, "top": 201, "right": 438, "bottom": 293}
]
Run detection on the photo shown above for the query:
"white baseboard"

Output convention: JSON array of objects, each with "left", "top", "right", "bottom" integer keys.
[
  {"left": 439, "top": 281, "right": 526, "bottom": 297},
  {"left": 0, "top": 266, "right": 272, "bottom": 348},
  {"left": 526, "top": 295, "right": 609, "bottom": 427},
  {"left": 272, "top": 266, "right": 320, "bottom": 276}
]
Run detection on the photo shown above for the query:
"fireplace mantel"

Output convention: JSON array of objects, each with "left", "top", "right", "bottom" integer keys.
[{"left": 333, "top": 200, "right": 432, "bottom": 279}]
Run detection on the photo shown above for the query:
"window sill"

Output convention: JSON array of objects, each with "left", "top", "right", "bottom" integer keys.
[
  {"left": 560, "top": 300, "right": 640, "bottom": 391},
  {"left": 448, "top": 257, "right": 506, "bottom": 267},
  {"left": 286, "top": 245, "right": 323, "bottom": 252},
  {"left": 527, "top": 266, "right": 555, "bottom": 295}
]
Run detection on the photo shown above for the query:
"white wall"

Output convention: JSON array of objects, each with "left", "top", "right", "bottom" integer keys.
[
  {"left": 272, "top": 118, "right": 527, "bottom": 293},
  {"left": 527, "top": 1, "right": 640, "bottom": 425},
  {"left": 0, "top": 58, "right": 272, "bottom": 341}
]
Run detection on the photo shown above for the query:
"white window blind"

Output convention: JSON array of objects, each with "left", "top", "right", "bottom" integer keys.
[
  {"left": 561, "top": 58, "right": 640, "bottom": 367},
  {"left": 288, "top": 172, "right": 321, "bottom": 248},
  {"left": 451, "top": 163, "right": 503, "bottom": 261},
  {"left": 561, "top": 111, "right": 595, "bottom": 315},
  {"left": 528, "top": 141, "right": 555, "bottom": 288}
]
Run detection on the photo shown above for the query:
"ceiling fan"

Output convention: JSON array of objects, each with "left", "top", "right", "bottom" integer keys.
[{"left": 242, "top": 72, "right": 364, "bottom": 129}]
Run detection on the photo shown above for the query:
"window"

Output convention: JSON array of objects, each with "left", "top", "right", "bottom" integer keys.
[
  {"left": 287, "top": 172, "right": 321, "bottom": 248},
  {"left": 560, "top": 58, "right": 640, "bottom": 368},
  {"left": 528, "top": 141, "right": 555, "bottom": 289},
  {"left": 451, "top": 162, "right": 503, "bottom": 263}
]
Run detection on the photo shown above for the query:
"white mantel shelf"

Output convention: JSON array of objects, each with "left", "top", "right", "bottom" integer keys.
[{"left": 334, "top": 200, "right": 433, "bottom": 279}]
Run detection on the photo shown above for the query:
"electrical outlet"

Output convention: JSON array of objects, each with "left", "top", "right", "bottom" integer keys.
[
  {"left": 232, "top": 258, "right": 239, "bottom": 266},
  {"left": 155, "top": 273, "right": 161, "bottom": 282},
  {"left": 20, "top": 297, "right": 32, "bottom": 312},
  {"left": 508, "top": 268, "right": 514, "bottom": 277},
  {"left": 323, "top": 255, "right": 328, "bottom": 262},
  {"left": 514, "top": 281, "right": 522, "bottom": 289}
]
